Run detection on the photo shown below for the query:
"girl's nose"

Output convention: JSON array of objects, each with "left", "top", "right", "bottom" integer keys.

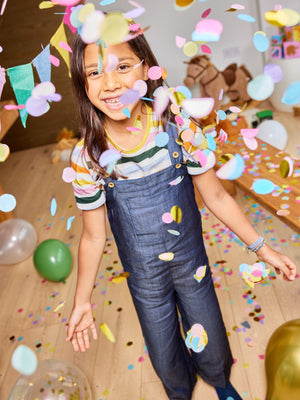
[{"left": 102, "top": 71, "right": 122, "bottom": 91}]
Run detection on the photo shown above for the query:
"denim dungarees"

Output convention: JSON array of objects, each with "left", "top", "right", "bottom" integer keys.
[{"left": 104, "top": 124, "right": 233, "bottom": 400}]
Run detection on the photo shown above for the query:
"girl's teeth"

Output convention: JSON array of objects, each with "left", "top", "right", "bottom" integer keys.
[{"left": 105, "top": 99, "right": 120, "bottom": 104}]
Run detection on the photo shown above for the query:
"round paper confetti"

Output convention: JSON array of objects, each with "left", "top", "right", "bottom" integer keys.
[
  {"left": 162, "top": 212, "right": 173, "bottom": 224},
  {"left": 253, "top": 32, "right": 269, "bottom": 52},
  {"left": 252, "top": 179, "right": 275, "bottom": 195},
  {"left": 99, "top": 149, "right": 121, "bottom": 167},
  {"left": 62, "top": 167, "right": 76, "bottom": 183},
  {"left": 194, "top": 18, "right": 223, "bottom": 42},
  {"left": 133, "top": 80, "right": 148, "bottom": 97},
  {"left": 158, "top": 252, "right": 174, "bottom": 261},
  {"left": 171, "top": 205, "right": 182, "bottom": 223},
  {"left": 0, "top": 193, "right": 16, "bottom": 212},
  {"left": 11, "top": 345, "right": 38, "bottom": 375},
  {"left": 99, "top": 12, "right": 129, "bottom": 45},
  {"left": 0, "top": 143, "right": 10, "bottom": 162},
  {"left": 247, "top": 74, "right": 274, "bottom": 101},
  {"left": 263, "top": 63, "right": 283, "bottom": 83},
  {"left": 183, "top": 41, "right": 198, "bottom": 57},
  {"left": 155, "top": 131, "right": 169, "bottom": 147},
  {"left": 182, "top": 97, "right": 214, "bottom": 119},
  {"left": 148, "top": 66, "right": 162, "bottom": 80}
]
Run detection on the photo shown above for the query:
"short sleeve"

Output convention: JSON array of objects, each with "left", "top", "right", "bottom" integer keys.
[
  {"left": 180, "top": 118, "right": 216, "bottom": 175},
  {"left": 71, "top": 140, "right": 106, "bottom": 210}
]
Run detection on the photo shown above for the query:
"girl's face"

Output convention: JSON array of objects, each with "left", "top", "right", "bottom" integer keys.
[{"left": 84, "top": 42, "right": 149, "bottom": 123}]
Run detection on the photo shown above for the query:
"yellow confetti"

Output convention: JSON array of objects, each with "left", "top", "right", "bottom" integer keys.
[
  {"left": 100, "top": 322, "right": 115, "bottom": 343},
  {"left": 158, "top": 252, "right": 174, "bottom": 261},
  {"left": 0, "top": 143, "right": 10, "bottom": 162},
  {"left": 39, "top": 1, "right": 54, "bottom": 9},
  {"left": 112, "top": 271, "right": 130, "bottom": 284},
  {"left": 171, "top": 205, "right": 182, "bottom": 223},
  {"left": 100, "top": 13, "right": 129, "bottom": 45},
  {"left": 53, "top": 302, "right": 65, "bottom": 312}
]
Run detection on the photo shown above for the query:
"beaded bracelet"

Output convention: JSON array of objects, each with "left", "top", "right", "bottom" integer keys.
[{"left": 245, "top": 236, "right": 267, "bottom": 252}]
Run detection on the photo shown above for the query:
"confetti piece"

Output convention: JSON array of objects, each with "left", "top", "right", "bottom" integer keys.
[
  {"left": 167, "top": 229, "right": 180, "bottom": 236},
  {"left": 99, "top": 149, "right": 121, "bottom": 167},
  {"left": 49, "top": 54, "right": 60, "bottom": 67},
  {"left": 119, "top": 88, "right": 140, "bottom": 105},
  {"left": 263, "top": 63, "right": 283, "bottom": 83},
  {"left": 194, "top": 18, "right": 223, "bottom": 42},
  {"left": 99, "top": 12, "right": 129, "bottom": 45},
  {"left": 39, "top": 1, "right": 55, "bottom": 9},
  {"left": 0, "top": 193, "right": 16, "bottom": 212},
  {"left": 158, "top": 252, "right": 174, "bottom": 261},
  {"left": 247, "top": 74, "right": 274, "bottom": 101},
  {"left": 53, "top": 302, "right": 65, "bottom": 312},
  {"left": 183, "top": 41, "right": 198, "bottom": 57},
  {"left": 162, "top": 212, "right": 173, "bottom": 224},
  {"left": 11, "top": 345, "right": 38, "bottom": 375},
  {"left": 123, "top": 107, "right": 130, "bottom": 118},
  {"left": 239, "top": 262, "right": 270, "bottom": 288},
  {"left": 50, "top": 198, "right": 57, "bottom": 216},
  {"left": 169, "top": 176, "right": 184, "bottom": 186},
  {"left": 133, "top": 79, "right": 148, "bottom": 97},
  {"left": 100, "top": 322, "right": 115, "bottom": 342},
  {"left": 112, "top": 271, "right": 130, "bottom": 283},
  {"left": 171, "top": 205, "right": 182, "bottom": 223},
  {"left": 185, "top": 323, "right": 208, "bottom": 353},
  {"left": 176, "top": 35, "right": 186, "bottom": 48},
  {"left": 253, "top": 31, "right": 269, "bottom": 52},
  {"left": 155, "top": 131, "right": 169, "bottom": 147},
  {"left": 67, "top": 216, "right": 75, "bottom": 230},
  {"left": 194, "top": 265, "right": 207, "bottom": 282},
  {"left": 59, "top": 41, "right": 72, "bottom": 53},
  {"left": 238, "top": 14, "right": 255, "bottom": 23},
  {"left": 62, "top": 167, "right": 76, "bottom": 183},
  {"left": 252, "top": 179, "right": 275, "bottom": 195},
  {"left": 148, "top": 66, "right": 163, "bottom": 80},
  {"left": 182, "top": 97, "right": 214, "bottom": 119},
  {"left": 216, "top": 154, "right": 245, "bottom": 180}
]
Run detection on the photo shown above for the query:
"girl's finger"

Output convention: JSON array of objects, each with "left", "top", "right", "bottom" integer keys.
[
  {"left": 66, "top": 322, "right": 76, "bottom": 342},
  {"left": 76, "top": 331, "right": 86, "bottom": 352},
  {"left": 90, "top": 323, "right": 98, "bottom": 341},
  {"left": 71, "top": 337, "right": 80, "bottom": 352},
  {"left": 83, "top": 329, "right": 90, "bottom": 349}
]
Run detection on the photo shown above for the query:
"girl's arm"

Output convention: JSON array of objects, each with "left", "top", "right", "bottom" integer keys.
[
  {"left": 66, "top": 205, "right": 107, "bottom": 352},
  {"left": 192, "top": 169, "right": 297, "bottom": 281}
]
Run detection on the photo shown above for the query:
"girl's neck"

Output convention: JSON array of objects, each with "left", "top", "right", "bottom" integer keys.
[{"left": 104, "top": 103, "right": 150, "bottom": 151}]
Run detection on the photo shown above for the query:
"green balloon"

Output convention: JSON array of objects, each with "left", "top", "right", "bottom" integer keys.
[{"left": 33, "top": 239, "right": 72, "bottom": 282}]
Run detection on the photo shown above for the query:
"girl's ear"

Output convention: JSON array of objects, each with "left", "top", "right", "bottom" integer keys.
[{"left": 143, "top": 62, "right": 149, "bottom": 81}]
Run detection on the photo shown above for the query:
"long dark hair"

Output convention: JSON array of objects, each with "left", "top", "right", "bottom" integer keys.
[{"left": 70, "top": 30, "right": 172, "bottom": 178}]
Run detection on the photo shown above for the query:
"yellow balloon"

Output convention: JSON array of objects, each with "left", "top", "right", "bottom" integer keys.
[{"left": 265, "top": 319, "right": 300, "bottom": 400}]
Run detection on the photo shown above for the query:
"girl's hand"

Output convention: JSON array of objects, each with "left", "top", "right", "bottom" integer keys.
[
  {"left": 256, "top": 244, "right": 297, "bottom": 282},
  {"left": 65, "top": 303, "right": 98, "bottom": 352}
]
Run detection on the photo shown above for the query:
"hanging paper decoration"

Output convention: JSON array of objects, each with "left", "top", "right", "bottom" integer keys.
[
  {"left": 7, "top": 63, "right": 35, "bottom": 127},
  {"left": 32, "top": 44, "right": 51, "bottom": 83},
  {"left": 50, "top": 22, "right": 71, "bottom": 77}
]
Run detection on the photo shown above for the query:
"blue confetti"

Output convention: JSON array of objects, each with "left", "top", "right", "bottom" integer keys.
[
  {"left": 238, "top": 14, "right": 255, "bottom": 23},
  {"left": 50, "top": 198, "right": 57, "bottom": 216},
  {"left": 67, "top": 216, "right": 75, "bottom": 231}
]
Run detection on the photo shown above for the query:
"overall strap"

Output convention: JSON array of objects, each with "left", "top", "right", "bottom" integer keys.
[{"left": 165, "top": 121, "right": 184, "bottom": 165}]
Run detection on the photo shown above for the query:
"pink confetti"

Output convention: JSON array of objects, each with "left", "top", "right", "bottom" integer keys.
[
  {"left": 105, "top": 54, "right": 119, "bottom": 73},
  {"left": 62, "top": 167, "right": 76, "bottom": 183},
  {"left": 201, "top": 8, "right": 211, "bottom": 18},
  {"left": 176, "top": 36, "right": 186, "bottom": 48},
  {"left": 59, "top": 41, "right": 72, "bottom": 53},
  {"left": 201, "top": 44, "right": 211, "bottom": 54},
  {"left": 49, "top": 54, "right": 60, "bottom": 67},
  {"left": 162, "top": 212, "right": 173, "bottom": 224},
  {"left": 231, "top": 3, "right": 245, "bottom": 10},
  {"left": 148, "top": 66, "right": 162, "bottom": 80},
  {"left": 4, "top": 104, "right": 25, "bottom": 110}
]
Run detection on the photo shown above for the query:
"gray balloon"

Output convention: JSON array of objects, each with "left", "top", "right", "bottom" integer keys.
[{"left": 0, "top": 219, "right": 37, "bottom": 265}]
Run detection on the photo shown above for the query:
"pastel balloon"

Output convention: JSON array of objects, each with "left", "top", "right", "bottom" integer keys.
[
  {"left": 182, "top": 97, "right": 214, "bottom": 119},
  {"left": 11, "top": 345, "right": 38, "bottom": 376},
  {"left": 247, "top": 74, "right": 274, "bottom": 101},
  {"left": 0, "top": 219, "right": 37, "bottom": 265},
  {"left": 252, "top": 179, "right": 275, "bottom": 195},
  {"left": 256, "top": 120, "right": 287, "bottom": 150},
  {"left": 265, "top": 319, "right": 300, "bottom": 400}
]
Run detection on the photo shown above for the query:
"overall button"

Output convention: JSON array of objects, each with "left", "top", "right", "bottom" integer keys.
[
  {"left": 175, "top": 163, "right": 181, "bottom": 169},
  {"left": 172, "top": 151, "right": 179, "bottom": 158},
  {"left": 108, "top": 182, "right": 115, "bottom": 188}
]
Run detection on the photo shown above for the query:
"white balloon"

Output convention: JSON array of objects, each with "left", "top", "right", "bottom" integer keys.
[
  {"left": 0, "top": 219, "right": 37, "bottom": 265},
  {"left": 256, "top": 119, "right": 287, "bottom": 150}
]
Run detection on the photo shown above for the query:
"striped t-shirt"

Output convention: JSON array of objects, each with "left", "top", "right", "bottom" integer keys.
[{"left": 71, "top": 107, "right": 216, "bottom": 210}]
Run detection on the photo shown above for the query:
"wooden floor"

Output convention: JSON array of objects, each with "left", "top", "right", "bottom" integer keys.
[{"left": 0, "top": 133, "right": 299, "bottom": 399}]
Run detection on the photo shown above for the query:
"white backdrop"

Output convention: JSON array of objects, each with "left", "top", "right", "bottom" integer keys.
[{"left": 91, "top": 0, "right": 264, "bottom": 90}]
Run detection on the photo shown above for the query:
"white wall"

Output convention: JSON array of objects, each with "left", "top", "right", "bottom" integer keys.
[{"left": 92, "top": 0, "right": 265, "bottom": 91}]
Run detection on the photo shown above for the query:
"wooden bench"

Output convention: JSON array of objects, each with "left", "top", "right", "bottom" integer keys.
[
  {"left": 213, "top": 132, "right": 300, "bottom": 234},
  {"left": 0, "top": 100, "right": 19, "bottom": 222}
]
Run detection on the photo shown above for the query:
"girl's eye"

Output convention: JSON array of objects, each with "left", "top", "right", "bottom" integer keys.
[
  {"left": 87, "top": 70, "right": 103, "bottom": 79},
  {"left": 117, "top": 64, "right": 132, "bottom": 73}
]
